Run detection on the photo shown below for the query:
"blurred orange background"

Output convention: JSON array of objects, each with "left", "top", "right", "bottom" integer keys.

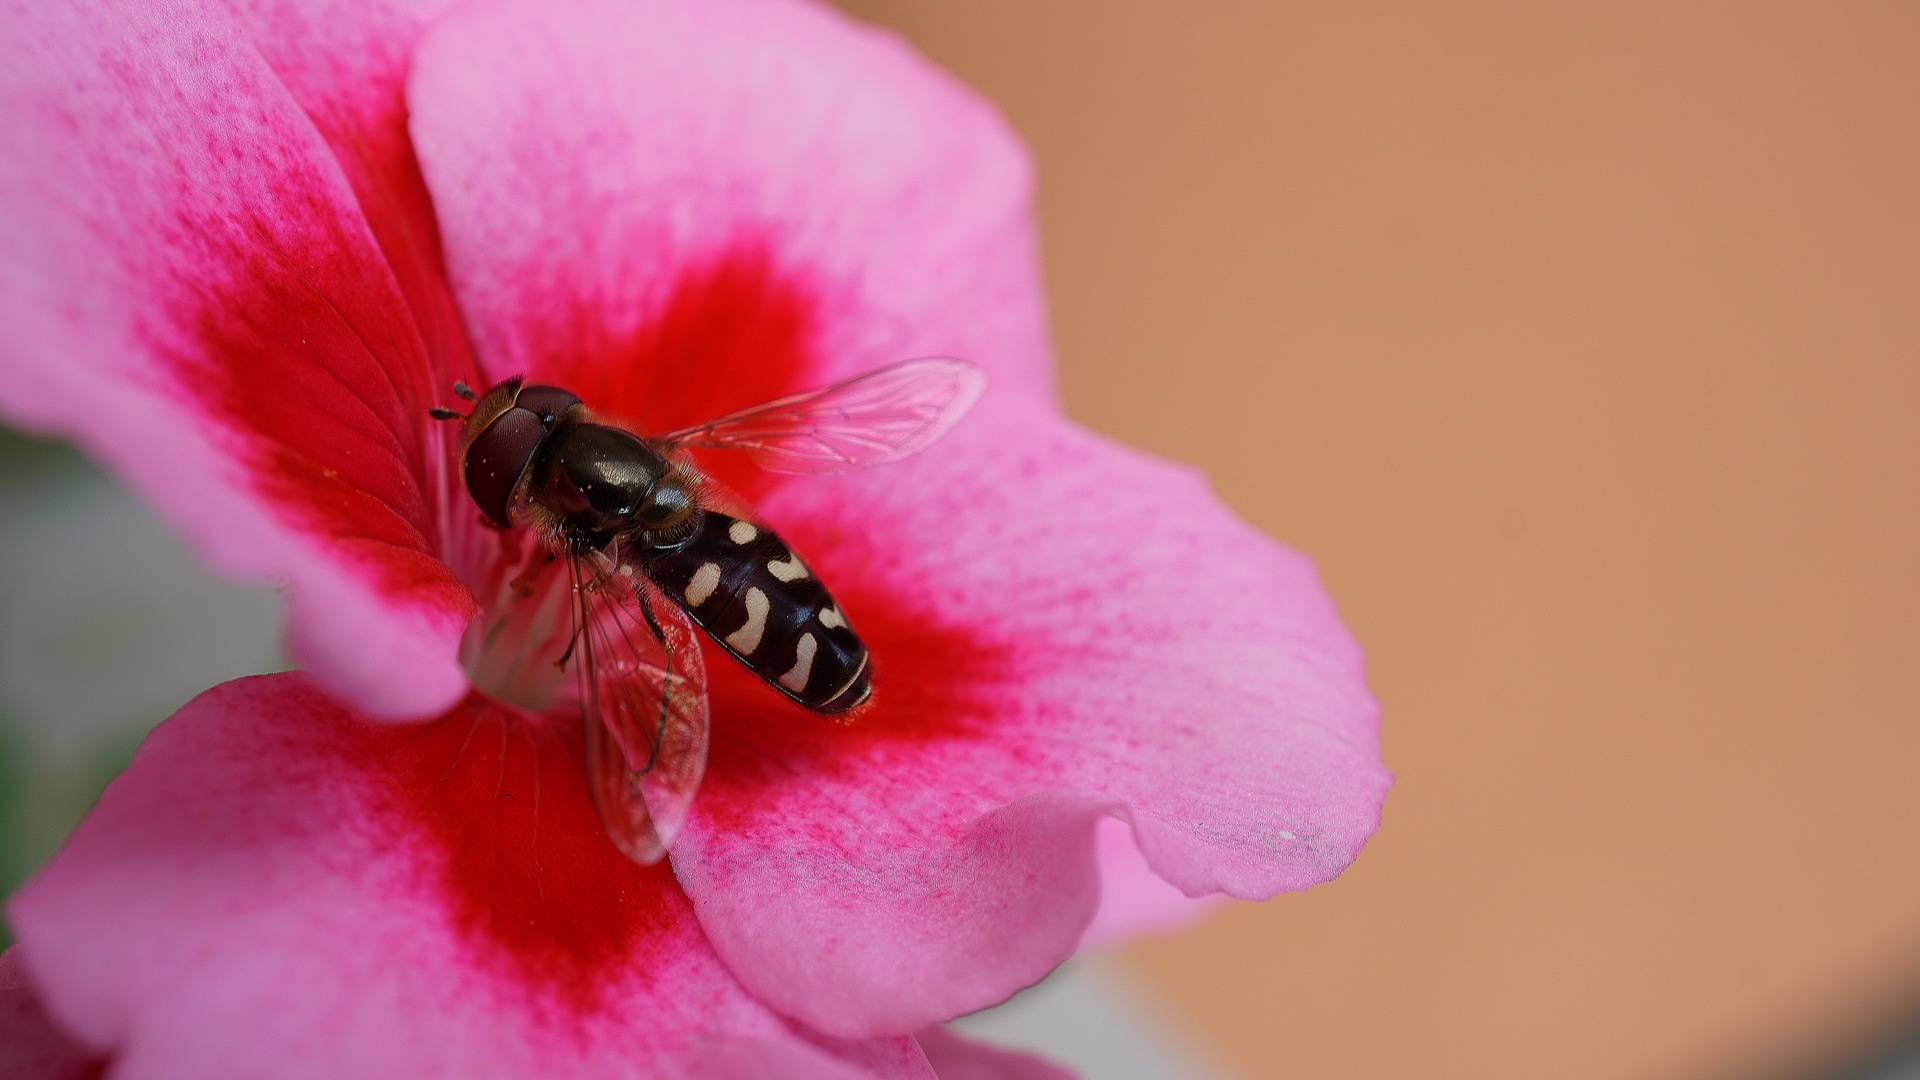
[{"left": 836, "top": 3, "right": 1920, "bottom": 1079}]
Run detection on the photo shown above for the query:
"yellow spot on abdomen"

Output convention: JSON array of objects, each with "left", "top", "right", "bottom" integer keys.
[
  {"left": 726, "top": 588, "right": 770, "bottom": 655},
  {"left": 684, "top": 563, "right": 721, "bottom": 606},
  {"left": 780, "top": 633, "right": 817, "bottom": 692},
  {"left": 766, "top": 552, "right": 808, "bottom": 582}
]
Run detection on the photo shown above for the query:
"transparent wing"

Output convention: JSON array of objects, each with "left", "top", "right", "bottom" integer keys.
[
  {"left": 565, "top": 547, "right": 709, "bottom": 865},
  {"left": 657, "top": 357, "right": 986, "bottom": 474}
]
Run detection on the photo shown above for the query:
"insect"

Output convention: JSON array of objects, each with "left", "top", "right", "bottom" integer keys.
[{"left": 430, "top": 358, "right": 985, "bottom": 864}]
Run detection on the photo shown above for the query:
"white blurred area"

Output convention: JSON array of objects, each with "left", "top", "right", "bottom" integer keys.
[
  {"left": 955, "top": 956, "right": 1234, "bottom": 1080},
  {"left": 0, "top": 434, "right": 1228, "bottom": 1079}
]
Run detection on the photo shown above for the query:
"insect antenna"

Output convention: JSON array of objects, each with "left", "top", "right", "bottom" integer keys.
[{"left": 428, "top": 380, "right": 482, "bottom": 421}]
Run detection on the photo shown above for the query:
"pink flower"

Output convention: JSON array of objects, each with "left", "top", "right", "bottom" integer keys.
[{"left": 0, "top": 0, "right": 1391, "bottom": 1076}]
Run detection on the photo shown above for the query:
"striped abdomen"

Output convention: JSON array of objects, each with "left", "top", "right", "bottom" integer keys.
[{"left": 640, "top": 512, "right": 871, "bottom": 713}]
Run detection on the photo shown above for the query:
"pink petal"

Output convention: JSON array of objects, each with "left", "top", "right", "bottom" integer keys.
[
  {"left": 0, "top": 949, "right": 104, "bottom": 1080},
  {"left": 916, "top": 1027, "right": 1077, "bottom": 1080},
  {"left": 406, "top": 0, "right": 1054, "bottom": 496},
  {"left": 672, "top": 398, "right": 1391, "bottom": 1037},
  {"left": 0, "top": 0, "right": 479, "bottom": 718},
  {"left": 1080, "top": 817, "right": 1230, "bottom": 952},
  {"left": 7, "top": 675, "right": 932, "bottom": 1079}
]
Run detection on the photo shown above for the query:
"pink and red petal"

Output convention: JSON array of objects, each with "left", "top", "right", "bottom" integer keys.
[
  {"left": 6, "top": 675, "right": 929, "bottom": 1079},
  {"left": 0, "top": 950, "right": 103, "bottom": 1080},
  {"left": 670, "top": 398, "right": 1390, "bottom": 1037},
  {"left": 5, "top": 0, "right": 1384, "bottom": 1061},
  {"left": 1081, "top": 818, "right": 1229, "bottom": 951},
  {"left": 402, "top": 0, "right": 1385, "bottom": 1028},
  {"left": 0, "top": 0, "right": 478, "bottom": 718},
  {"left": 406, "top": 0, "right": 1054, "bottom": 495}
]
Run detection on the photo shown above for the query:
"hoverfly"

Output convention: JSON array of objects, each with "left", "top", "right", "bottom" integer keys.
[{"left": 430, "top": 358, "right": 985, "bottom": 864}]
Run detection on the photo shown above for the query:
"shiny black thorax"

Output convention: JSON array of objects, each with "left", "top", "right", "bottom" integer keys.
[
  {"left": 529, "top": 423, "right": 682, "bottom": 548},
  {"left": 461, "top": 380, "right": 870, "bottom": 714}
]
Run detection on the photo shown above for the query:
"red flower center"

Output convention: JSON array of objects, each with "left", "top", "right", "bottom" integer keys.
[{"left": 454, "top": 246, "right": 819, "bottom": 712}]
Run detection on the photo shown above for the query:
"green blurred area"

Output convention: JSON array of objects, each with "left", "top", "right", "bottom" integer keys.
[
  {"left": 0, "top": 430, "right": 102, "bottom": 946},
  {"left": 0, "top": 707, "right": 148, "bottom": 950},
  {"left": 0, "top": 425, "right": 258, "bottom": 949},
  {"left": 0, "top": 426, "right": 74, "bottom": 474}
]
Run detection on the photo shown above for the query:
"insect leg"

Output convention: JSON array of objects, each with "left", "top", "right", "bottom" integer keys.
[
  {"left": 635, "top": 586, "right": 668, "bottom": 645},
  {"left": 566, "top": 553, "right": 600, "bottom": 746},
  {"left": 577, "top": 556, "right": 679, "bottom": 780},
  {"left": 630, "top": 585, "right": 675, "bottom": 776},
  {"left": 555, "top": 620, "right": 581, "bottom": 671},
  {"left": 509, "top": 550, "right": 557, "bottom": 596}
]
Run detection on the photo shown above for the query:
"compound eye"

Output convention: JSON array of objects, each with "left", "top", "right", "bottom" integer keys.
[
  {"left": 637, "top": 480, "right": 695, "bottom": 529},
  {"left": 465, "top": 408, "right": 545, "bottom": 527}
]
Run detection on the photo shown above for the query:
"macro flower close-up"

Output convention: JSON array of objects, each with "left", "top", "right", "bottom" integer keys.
[{"left": 0, "top": 0, "right": 1390, "bottom": 1076}]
